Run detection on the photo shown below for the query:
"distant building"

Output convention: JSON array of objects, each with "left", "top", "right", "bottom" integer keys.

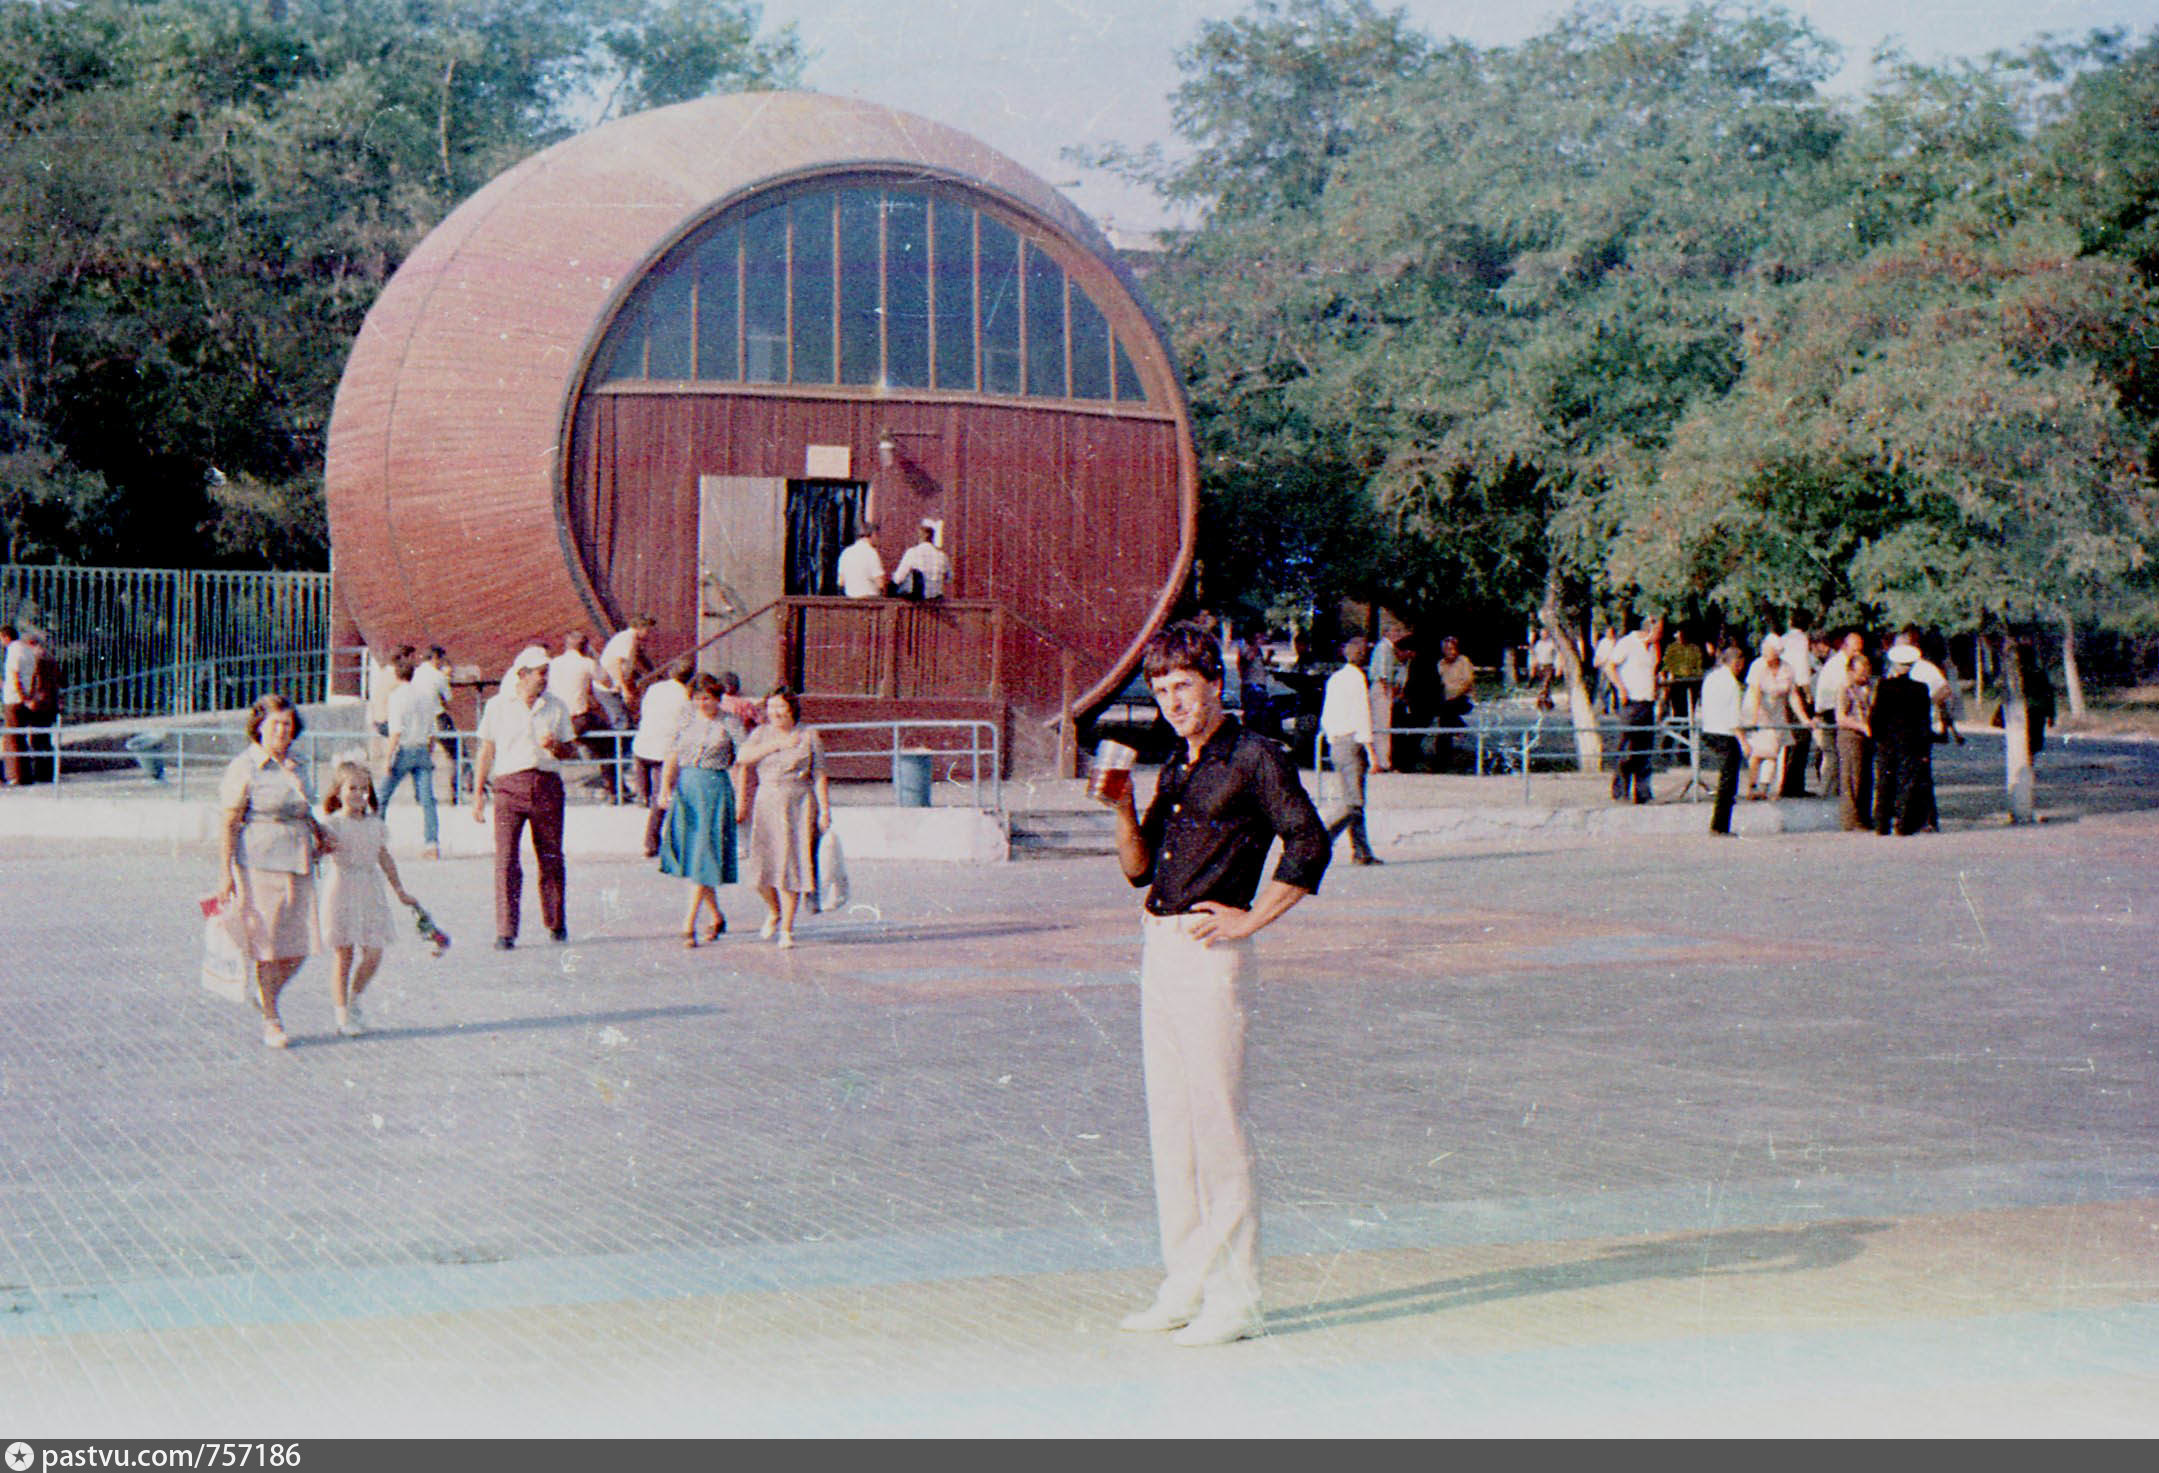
[{"left": 327, "top": 92, "right": 1197, "bottom": 774}]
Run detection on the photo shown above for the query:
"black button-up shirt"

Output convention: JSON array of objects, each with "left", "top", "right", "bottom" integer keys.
[{"left": 1135, "top": 716, "right": 1331, "bottom": 915}]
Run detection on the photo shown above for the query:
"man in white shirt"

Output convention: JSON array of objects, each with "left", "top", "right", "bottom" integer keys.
[
  {"left": 1698, "top": 642, "right": 1748, "bottom": 835},
  {"left": 1366, "top": 628, "right": 1403, "bottom": 771},
  {"left": 1812, "top": 630, "right": 1862, "bottom": 798},
  {"left": 594, "top": 616, "right": 654, "bottom": 730},
  {"left": 1779, "top": 619, "right": 1815, "bottom": 687},
  {"left": 1320, "top": 636, "right": 1381, "bottom": 864},
  {"left": 630, "top": 659, "right": 691, "bottom": 858},
  {"left": 473, "top": 645, "right": 579, "bottom": 949},
  {"left": 1529, "top": 629, "right": 1559, "bottom": 710},
  {"left": 1772, "top": 619, "right": 1816, "bottom": 797},
  {"left": 409, "top": 645, "right": 452, "bottom": 715},
  {"left": 380, "top": 655, "right": 442, "bottom": 856},
  {"left": 891, "top": 520, "right": 950, "bottom": 600},
  {"left": 547, "top": 632, "right": 601, "bottom": 732},
  {"left": 1892, "top": 628, "right": 1961, "bottom": 745},
  {"left": 408, "top": 645, "right": 457, "bottom": 800},
  {"left": 0, "top": 622, "right": 24, "bottom": 786},
  {"left": 837, "top": 523, "right": 888, "bottom": 598},
  {"left": 364, "top": 643, "right": 412, "bottom": 770},
  {"left": 1608, "top": 615, "right": 1664, "bottom": 804}
]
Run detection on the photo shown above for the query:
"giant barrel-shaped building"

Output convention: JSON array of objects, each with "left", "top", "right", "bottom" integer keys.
[{"left": 326, "top": 91, "right": 1196, "bottom": 774}]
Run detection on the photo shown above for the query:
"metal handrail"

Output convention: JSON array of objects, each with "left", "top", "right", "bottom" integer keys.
[
  {"left": 28, "top": 714, "right": 1004, "bottom": 813},
  {"left": 679, "top": 598, "right": 785, "bottom": 673},
  {"left": 806, "top": 719, "right": 1002, "bottom": 811}
]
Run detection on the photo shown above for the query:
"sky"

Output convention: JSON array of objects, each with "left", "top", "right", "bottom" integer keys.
[{"left": 745, "top": 0, "right": 2159, "bottom": 234}]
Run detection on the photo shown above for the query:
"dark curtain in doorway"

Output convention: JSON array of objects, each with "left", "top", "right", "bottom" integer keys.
[{"left": 786, "top": 482, "right": 866, "bottom": 596}]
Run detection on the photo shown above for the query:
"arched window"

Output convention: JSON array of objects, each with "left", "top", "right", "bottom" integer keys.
[{"left": 596, "top": 181, "right": 1150, "bottom": 404}]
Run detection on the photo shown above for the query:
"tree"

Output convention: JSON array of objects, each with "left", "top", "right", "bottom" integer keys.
[
  {"left": 1137, "top": 1, "right": 1851, "bottom": 760},
  {"left": 0, "top": 0, "right": 802, "bottom": 570},
  {"left": 1623, "top": 214, "right": 2158, "bottom": 817}
]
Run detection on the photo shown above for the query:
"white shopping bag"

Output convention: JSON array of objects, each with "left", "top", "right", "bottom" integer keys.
[
  {"left": 815, "top": 828, "right": 850, "bottom": 914},
  {"left": 199, "top": 896, "right": 255, "bottom": 1007}
]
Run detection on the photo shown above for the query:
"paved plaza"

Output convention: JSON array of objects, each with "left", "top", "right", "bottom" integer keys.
[{"left": 2, "top": 740, "right": 2156, "bottom": 1436}]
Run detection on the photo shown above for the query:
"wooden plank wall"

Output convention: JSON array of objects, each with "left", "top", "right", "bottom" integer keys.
[{"left": 569, "top": 392, "right": 1183, "bottom": 720}]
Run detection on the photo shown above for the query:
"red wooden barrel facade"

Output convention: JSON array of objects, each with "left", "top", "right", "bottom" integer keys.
[{"left": 325, "top": 92, "right": 1196, "bottom": 769}]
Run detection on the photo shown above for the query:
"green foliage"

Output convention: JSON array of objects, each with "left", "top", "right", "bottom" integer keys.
[
  {"left": 1142, "top": 1, "right": 1852, "bottom": 637},
  {"left": 1082, "top": 0, "right": 1431, "bottom": 222},
  {"left": 0, "top": 0, "right": 801, "bottom": 569},
  {"left": 1128, "top": 0, "right": 2159, "bottom": 653},
  {"left": 1620, "top": 216, "right": 2159, "bottom": 628}
]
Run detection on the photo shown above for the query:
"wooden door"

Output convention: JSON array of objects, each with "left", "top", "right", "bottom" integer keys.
[{"left": 696, "top": 475, "right": 787, "bottom": 691}]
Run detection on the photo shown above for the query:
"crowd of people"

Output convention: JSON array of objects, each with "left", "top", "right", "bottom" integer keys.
[
  {"left": 216, "top": 609, "right": 844, "bottom": 1048},
  {"left": 1624, "top": 617, "right": 2053, "bottom": 838}
]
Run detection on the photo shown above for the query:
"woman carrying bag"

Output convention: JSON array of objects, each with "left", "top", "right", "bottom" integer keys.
[
  {"left": 218, "top": 693, "right": 335, "bottom": 1048},
  {"left": 734, "top": 685, "right": 829, "bottom": 950}
]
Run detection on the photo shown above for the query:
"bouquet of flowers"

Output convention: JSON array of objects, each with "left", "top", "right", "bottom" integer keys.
[{"left": 408, "top": 900, "right": 452, "bottom": 957}]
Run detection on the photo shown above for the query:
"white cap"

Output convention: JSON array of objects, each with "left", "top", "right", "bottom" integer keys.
[
  {"left": 510, "top": 644, "right": 551, "bottom": 673},
  {"left": 1886, "top": 643, "right": 1920, "bottom": 666}
]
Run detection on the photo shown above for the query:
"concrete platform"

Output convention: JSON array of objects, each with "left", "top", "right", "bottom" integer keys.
[{"left": 2, "top": 730, "right": 2156, "bottom": 1434}]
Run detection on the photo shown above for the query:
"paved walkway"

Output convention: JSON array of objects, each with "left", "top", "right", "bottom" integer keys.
[{"left": 1, "top": 744, "right": 2156, "bottom": 1435}]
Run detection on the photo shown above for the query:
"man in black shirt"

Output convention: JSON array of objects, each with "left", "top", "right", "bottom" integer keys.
[
  {"left": 1872, "top": 644, "right": 1938, "bottom": 835},
  {"left": 1097, "top": 622, "right": 1331, "bottom": 1346}
]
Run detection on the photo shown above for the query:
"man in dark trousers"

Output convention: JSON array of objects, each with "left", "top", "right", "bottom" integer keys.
[
  {"left": 1872, "top": 643, "right": 1937, "bottom": 836},
  {"left": 472, "top": 645, "right": 580, "bottom": 946},
  {"left": 1698, "top": 642, "right": 1748, "bottom": 836},
  {"left": 1096, "top": 621, "right": 1332, "bottom": 1347},
  {"left": 1607, "top": 614, "right": 1664, "bottom": 803}
]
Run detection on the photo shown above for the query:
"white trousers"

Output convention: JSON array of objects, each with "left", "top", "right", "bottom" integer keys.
[{"left": 1139, "top": 913, "right": 1261, "bottom": 1315}]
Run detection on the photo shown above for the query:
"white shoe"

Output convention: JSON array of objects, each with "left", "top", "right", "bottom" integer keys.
[
  {"left": 1170, "top": 1305, "right": 1264, "bottom": 1347},
  {"left": 1118, "top": 1299, "right": 1199, "bottom": 1334},
  {"left": 776, "top": 932, "right": 796, "bottom": 950},
  {"left": 759, "top": 914, "right": 778, "bottom": 940},
  {"left": 338, "top": 1005, "right": 366, "bottom": 1037},
  {"left": 261, "top": 1022, "right": 289, "bottom": 1050}
]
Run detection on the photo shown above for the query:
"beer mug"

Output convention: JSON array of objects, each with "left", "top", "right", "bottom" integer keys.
[{"left": 1088, "top": 739, "right": 1138, "bottom": 802}]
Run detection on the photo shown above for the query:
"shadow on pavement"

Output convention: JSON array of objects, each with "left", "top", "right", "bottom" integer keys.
[
  {"left": 809, "top": 919, "right": 1084, "bottom": 947},
  {"left": 1263, "top": 1220, "right": 1893, "bottom": 1336},
  {"left": 318, "top": 1002, "right": 724, "bottom": 1045}
]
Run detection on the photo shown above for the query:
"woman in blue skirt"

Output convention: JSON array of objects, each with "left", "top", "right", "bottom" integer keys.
[{"left": 657, "top": 674, "right": 741, "bottom": 946}]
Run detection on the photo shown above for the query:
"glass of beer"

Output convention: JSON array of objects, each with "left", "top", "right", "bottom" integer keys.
[{"left": 1089, "top": 739, "right": 1138, "bottom": 802}]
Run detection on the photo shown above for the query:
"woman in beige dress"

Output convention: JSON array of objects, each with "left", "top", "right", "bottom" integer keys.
[
  {"left": 1741, "top": 639, "right": 1805, "bottom": 800},
  {"left": 733, "top": 685, "right": 830, "bottom": 949},
  {"left": 219, "top": 693, "right": 335, "bottom": 1048}
]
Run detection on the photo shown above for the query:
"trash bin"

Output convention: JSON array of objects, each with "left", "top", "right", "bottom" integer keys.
[
  {"left": 124, "top": 729, "right": 172, "bottom": 782},
  {"left": 894, "top": 750, "right": 933, "bottom": 808}
]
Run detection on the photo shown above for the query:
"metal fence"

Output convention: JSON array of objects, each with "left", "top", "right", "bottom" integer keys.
[
  {"left": 1, "top": 564, "right": 332, "bottom": 718},
  {"left": 34, "top": 716, "right": 1007, "bottom": 813}
]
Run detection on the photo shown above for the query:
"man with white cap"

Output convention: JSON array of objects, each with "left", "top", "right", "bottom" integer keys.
[
  {"left": 1872, "top": 640, "right": 1937, "bottom": 835},
  {"left": 473, "top": 645, "right": 580, "bottom": 948}
]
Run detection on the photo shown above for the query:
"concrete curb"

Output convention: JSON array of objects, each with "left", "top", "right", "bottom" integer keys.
[{"left": 0, "top": 792, "right": 1011, "bottom": 862}]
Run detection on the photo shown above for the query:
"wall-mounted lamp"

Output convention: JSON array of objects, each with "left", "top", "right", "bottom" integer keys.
[{"left": 876, "top": 427, "right": 940, "bottom": 472}]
